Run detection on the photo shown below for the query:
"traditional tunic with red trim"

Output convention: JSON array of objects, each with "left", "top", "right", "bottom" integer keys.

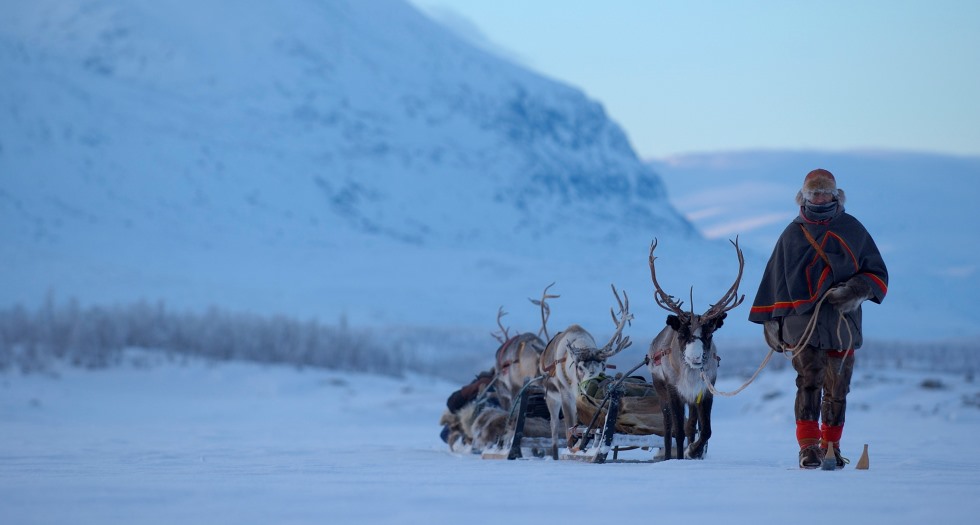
[{"left": 748, "top": 210, "right": 888, "bottom": 350}]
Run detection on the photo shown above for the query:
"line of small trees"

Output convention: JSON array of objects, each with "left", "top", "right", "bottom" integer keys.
[
  {"left": 1, "top": 296, "right": 974, "bottom": 381},
  {"left": 0, "top": 296, "right": 490, "bottom": 379},
  {"left": 719, "top": 338, "right": 978, "bottom": 379}
]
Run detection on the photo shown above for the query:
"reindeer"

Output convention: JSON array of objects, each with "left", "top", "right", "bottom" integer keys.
[
  {"left": 540, "top": 285, "right": 633, "bottom": 459},
  {"left": 441, "top": 369, "right": 497, "bottom": 451},
  {"left": 491, "top": 284, "right": 558, "bottom": 412},
  {"left": 646, "top": 238, "right": 744, "bottom": 460},
  {"left": 441, "top": 399, "right": 552, "bottom": 453}
]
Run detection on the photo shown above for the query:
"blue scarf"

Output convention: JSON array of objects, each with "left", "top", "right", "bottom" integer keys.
[{"left": 801, "top": 201, "right": 842, "bottom": 223}]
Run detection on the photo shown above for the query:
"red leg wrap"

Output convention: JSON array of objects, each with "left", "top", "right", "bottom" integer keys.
[
  {"left": 796, "top": 420, "right": 821, "bottom": 448},
  {"left": 821, "top": 423, "right": 844, "bottom": 444}
]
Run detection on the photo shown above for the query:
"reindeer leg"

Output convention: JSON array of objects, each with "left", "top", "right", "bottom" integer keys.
[
  {"left": 688, "top": 393, "right": 713, "bottom": 459},
  {"left": 545, "top": 389, "right": 563, "bottom": 460},
  {"left": 654, "top": 380, "right": 673, "bottom": 460},
  {"left": 670, "top": 391, "right": 685, "bottom": 459},
  {"left": 685, "top": 402, "right": 699, "bottom": 448},
  {"left": 562, "top": 392, "right": 578, "bottom": 450}
]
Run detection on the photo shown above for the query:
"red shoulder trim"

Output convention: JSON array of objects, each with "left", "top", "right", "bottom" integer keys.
[{"left": 864, "top": 273, "right": 888, "bottom": 295}]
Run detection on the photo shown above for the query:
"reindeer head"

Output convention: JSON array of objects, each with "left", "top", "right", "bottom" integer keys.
[
  {"left": 551, "top": 285, "right": 633, "bottom": 385},
  {"left": 649, "top": 238, "right": 745, "bottom": 371},
  {"left": 569, "top": 345, "right": 610, "bottom": 382},
  {"left": 666, "top": 312, "right": 727, "bottom": 370}
]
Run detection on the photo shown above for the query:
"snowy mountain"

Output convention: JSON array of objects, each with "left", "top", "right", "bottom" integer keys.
[
  {"left": 3, "top": 5, "right": 978, "bottom": 519},
  {"left": 0, "top": 0, "right": 699, "bottom": 333},
  {"left": 1, "top": 0, "right": 977, "bottom": 353}
]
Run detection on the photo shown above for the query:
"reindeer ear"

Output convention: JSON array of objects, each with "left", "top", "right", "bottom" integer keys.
[
  {"left": 667, "top": 315, "right": 682, "bottom": 330},
  {"left": 707, "top": 313, "right": 727, "bottom": 331}
]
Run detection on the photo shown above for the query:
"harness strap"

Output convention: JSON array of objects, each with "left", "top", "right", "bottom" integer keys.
[
  {"left": 541, "top": 355, "right": 567, "bottom": 377},
  {"left": 497, "top": 335, "right": 525, "bottom": 371},
  {"left": 496, "top": 340, "right": 528, "bottom": 372},
  {"left": 539, "top": 331, "right": 565, "bottom": 377},
  {"left": 800, "top": 224, "right": 832, "bottom": 267}
]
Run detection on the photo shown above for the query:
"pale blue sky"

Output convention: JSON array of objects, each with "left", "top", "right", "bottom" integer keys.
[{"left": 409, "top": 0, "right": 980, "bottom": 159}]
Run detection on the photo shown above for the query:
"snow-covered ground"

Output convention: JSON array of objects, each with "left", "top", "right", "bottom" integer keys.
[{"left": 2, "top": 350, "right": 978, "bottom": 524}]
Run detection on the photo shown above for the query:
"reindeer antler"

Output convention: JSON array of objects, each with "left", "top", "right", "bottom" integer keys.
[
  {"left": 702, "top": 236, "right": 746, "bottom": 321},
  {"left": 491, "top": 306, "right": 510, "bottom": 344},
  {"left": 529, "top": 282, "right": 559, "bottom": 341},
  {"left": 601, "top": 284, "right": 633, "bottom": 358},
  {"left": 649, "top": 238, "right": 688, "bottom": 318}
]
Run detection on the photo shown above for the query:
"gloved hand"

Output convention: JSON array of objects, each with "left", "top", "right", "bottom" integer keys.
[
  {"left": 825, "top": 276, "right": 873, "bottom": 313},
  {"left": 763, "top": 319, "right": 784, "bottom": 352}
]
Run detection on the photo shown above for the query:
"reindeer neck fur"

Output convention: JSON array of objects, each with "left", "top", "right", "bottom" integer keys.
[{"left": 649, "top": 324, "right": 719, "bottom": 404}]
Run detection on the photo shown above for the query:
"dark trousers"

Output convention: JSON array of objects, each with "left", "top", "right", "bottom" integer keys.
[{"left": 792, "top": 346, "right": 855, "bottom": 428}]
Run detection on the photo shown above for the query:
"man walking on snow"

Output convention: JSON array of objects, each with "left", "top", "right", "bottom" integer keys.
[{"left": 748, "top": 169, "right": 888, "bottom": 469}]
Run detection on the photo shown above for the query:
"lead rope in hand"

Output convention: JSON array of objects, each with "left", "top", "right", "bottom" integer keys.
[
  {"left": 783, "top": 289, "right": 855, "bottom": 373},
  {"left": 701, "top": 347, "right": 774, "bottom": 398},
  {"left": 834, "top": 309, "right": 854, "bottom": 374},
  {"left": 781, "top": 289, "right": 833, "bottom": 359},
  {"left": 705, "top": 289, "right": 856, "bottom": 398}
]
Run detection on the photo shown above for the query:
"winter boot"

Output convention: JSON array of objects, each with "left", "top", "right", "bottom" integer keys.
[
  {"left": 797, "top": 422, "right": 823, "bottom": 469},
  {"left": 799, "top": 444, "right": 824, "bottom": 469},
  {"left": 820, "top": 440, "right": 849, "bottom": 470}
]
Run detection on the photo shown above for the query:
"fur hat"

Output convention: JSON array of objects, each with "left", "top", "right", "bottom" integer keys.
[{"left": 796, "top": 169, "right": 846, "bottom": 206}]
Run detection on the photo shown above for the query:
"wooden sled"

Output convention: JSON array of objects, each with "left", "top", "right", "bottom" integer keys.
[
  {"left": 481, "top": 378, "right": 555, "bottom": 460},
  {"left": 493, "top": 375, "right": 666, "bottom": 462},
  {"left": 560, "top": 375, "right": 665, "bottom": 463}
]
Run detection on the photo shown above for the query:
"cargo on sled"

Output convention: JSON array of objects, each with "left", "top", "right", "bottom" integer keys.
[{"left": 561, "top": 374, "right": 665, "bottom": 463}]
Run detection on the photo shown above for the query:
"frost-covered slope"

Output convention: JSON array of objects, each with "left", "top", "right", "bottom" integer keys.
[{"left": 0, "top": 0, "right": 696, "bottom": 329}]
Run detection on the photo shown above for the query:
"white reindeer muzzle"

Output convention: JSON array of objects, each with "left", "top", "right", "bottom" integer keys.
[{"left": 683, "top": 344, "right": 704, "bottom": 369}]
